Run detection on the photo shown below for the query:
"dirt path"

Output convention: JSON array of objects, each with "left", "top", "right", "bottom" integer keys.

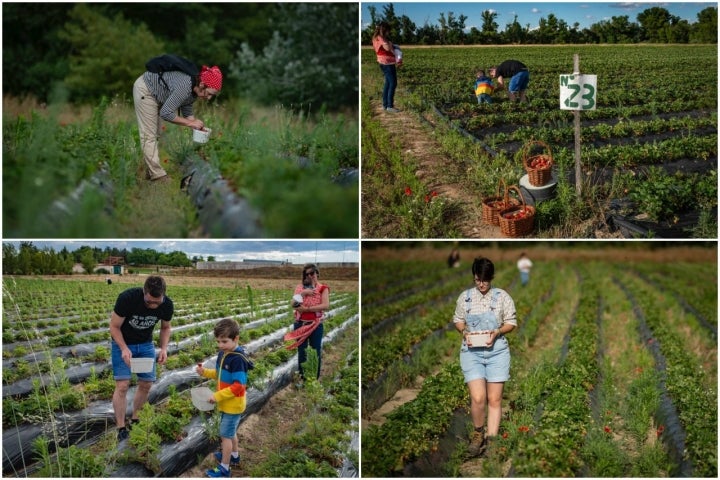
[{"left": 368, "top": 96, "right": 500, "bottom": 238}]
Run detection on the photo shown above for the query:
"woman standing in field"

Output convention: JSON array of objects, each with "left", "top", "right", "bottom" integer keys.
[
  {"left": 453, "top": 257, "right": 517, "bottom": 457},
  {"left": 284, "top": 263, "right": 330, "bottom": 380},
  {"left": 133, "top": 58, "right": 223, "bottom": 182},
  {"left": 372, "top": 21, "right": 401, "bottom": 113}
]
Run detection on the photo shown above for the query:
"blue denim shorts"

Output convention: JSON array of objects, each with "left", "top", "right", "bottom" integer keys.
[
  {"left": 219, "top": 412, "right": 244, "bottom": 439},
  {"left": 459, "top": 336, "right": 511, "bottom": 383},
  {"left": 508, "top": 70, "right": 530, "bottom": 93},
  {"left": 111, "top": 340, "right": 156, "bottom": 382}
]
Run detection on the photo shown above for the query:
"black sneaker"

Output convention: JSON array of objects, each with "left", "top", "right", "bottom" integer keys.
[{"left": 117, "top": 427, "right": 129, "bottom": 441}]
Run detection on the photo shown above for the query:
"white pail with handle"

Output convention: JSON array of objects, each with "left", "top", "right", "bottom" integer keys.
[{"left": 193, "top": 127, "right": 211, "bottom": 144}]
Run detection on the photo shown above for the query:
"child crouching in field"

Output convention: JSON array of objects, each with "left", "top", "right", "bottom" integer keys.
[
  {"left": 474, "top": 70, "right": 494, "bottom": 104},
  {"left": 197, "top": 318, "right": 253, "bottom": 478}
]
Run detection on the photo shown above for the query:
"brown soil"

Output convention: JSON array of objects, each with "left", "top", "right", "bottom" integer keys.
[
  {"left": 367, "top": 97, "right": 500, "bottom": 238},
  {"left": 36, "top": 266, "right": 359, "bottom": 293},
  {"left": 361, "top": 244, "right": 716, "bottom": 265},
  {"left": 363, "top": 388, "right": 420, "bottom": 429}
]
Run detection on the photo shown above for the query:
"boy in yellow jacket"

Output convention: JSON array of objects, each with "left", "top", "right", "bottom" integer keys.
[{"left": 197, "top": 318, "right": 253, "bottom": 478}]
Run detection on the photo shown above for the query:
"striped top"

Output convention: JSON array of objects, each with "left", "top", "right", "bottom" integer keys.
[
  {"left": 201, "top": 347, "right": 252, "bottom": 414},
  {"left": 475, "top": 77, "right": 494, "bottom": 96},
  {"left": 142, "top": 71, "right": 196, "bottom": 121}
]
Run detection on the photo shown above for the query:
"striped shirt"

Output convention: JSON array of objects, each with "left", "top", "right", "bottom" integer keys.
[
  {"left": 142, "top": 71, "right": 196, "bottom": 121},
  {"left": 453, "top": 287, "right": 517, "bottom": 326}
]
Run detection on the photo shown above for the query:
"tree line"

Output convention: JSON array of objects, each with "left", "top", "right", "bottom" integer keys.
[
  {"left": 1, "top": 243, "right": 213, "bottom": 275},
  {"left": 362, "top": 4, "right": 718, "bottom": 45},
  {"left": 2, "top": 3, "right": 358, "bottom": 111}
]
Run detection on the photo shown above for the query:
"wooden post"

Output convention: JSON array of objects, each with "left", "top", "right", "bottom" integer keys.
[{"left": 573, "top": 54, "right": 582, "bottom": 196}]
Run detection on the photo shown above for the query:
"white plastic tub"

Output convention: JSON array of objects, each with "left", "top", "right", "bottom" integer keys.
[
  {"left": 193, "top": 127, "right": 211, "bottom": 144},
  {"left": 466, "top": 332, "right": 492, "bottom": 348},
  {"left": 130, "top": 357, "right": 155, "bottom": 373}
]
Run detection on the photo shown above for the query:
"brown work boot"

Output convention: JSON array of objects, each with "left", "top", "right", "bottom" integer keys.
[{"left": 467, "top": 426, "right": 487, "bottom": 457}]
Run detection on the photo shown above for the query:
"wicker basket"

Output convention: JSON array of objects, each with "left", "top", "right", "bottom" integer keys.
[
  {"left": 481, "top": 179, "right": 520, "bottom": 226},
  {"left": 522, "top": 140, "right": 553, "bottom": 187},
  {"left": 498, "top": 186, "right": 535, "bottom": 237}
]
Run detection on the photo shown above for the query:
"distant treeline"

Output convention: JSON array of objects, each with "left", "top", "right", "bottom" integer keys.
[
  {"left": 2, "top": 243, "right": 202, "bottom": 275},
  {"left": 362, "top": 4, "right": 717, "bottom": 45},
  {"left": 2, "top": 3, "right": 358, "bottom": 110}
]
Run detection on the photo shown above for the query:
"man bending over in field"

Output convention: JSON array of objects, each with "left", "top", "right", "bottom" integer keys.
[
  {"left": 489, "top": 60, "right": 529, "bottom": 103},
  {"left": 109, "top": 276, "right": 174, "bottom": 441}
]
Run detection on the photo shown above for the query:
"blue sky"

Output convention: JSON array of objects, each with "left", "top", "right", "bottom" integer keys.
[
  {"left": 362, "top": 2, "right": 715, "bottom": 31},
  {"left": 6, "top": 241, "right": 360, "bottom": 264}
]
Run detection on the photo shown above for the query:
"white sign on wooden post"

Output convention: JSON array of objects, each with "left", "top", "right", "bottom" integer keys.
[{"left": 559, "top": 74, "right": 597, "bottom": 111}]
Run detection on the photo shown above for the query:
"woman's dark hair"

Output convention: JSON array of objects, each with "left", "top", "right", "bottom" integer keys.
[
  {"left": 373, "top": 21, "right": 391, "bottom": 39},
  {"left": 471, "top": 257, "right": 494, "bottom": 282},
  {"left": 302, "top": 263, "right": 319, "bottom": 279},
  {"left": 144, "top": 276, "right": 166, "bottom": 297},
  {"left": 214, "top": 318, "right": 240, "bottom": 340}
]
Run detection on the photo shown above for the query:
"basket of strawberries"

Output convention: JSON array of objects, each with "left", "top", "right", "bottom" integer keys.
[
  {"left": 522, "top": 140, "right": 553, "bottom": 187},
  {"left": 498, "top": 186, "right": 535, "bottom": 237},
  {"left": 481, "top": 179, "right": 520, "bottom": 226}
]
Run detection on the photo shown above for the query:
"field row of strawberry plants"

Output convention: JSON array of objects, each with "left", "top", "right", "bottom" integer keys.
[
  {"left": 2, "top": 276, "right": 359, "bottom": 477},
  {"left": 360, "top": 252, "right": 716, "bottom": 477},
  {"left": 361, "top": 44, "right": 717, "bottom": 237}
]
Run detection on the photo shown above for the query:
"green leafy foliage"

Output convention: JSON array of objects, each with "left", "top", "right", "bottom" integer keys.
[
  {"left": 58, "top": 4, "right": 164, "bottom": 101},
  {"left": 230, "top": 3, "right": 358, "bottom": 111}
]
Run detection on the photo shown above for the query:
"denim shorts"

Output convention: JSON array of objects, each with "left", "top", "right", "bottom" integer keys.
[
  {"left": 111, "top": 340, "right": 157, "bottom": 382},
  {"left": 219, "top": 412, "right": 244, "bottom": 439},
  {"left": 459, "top": 336, "right": 511, "bottom": 383},
  {"left": 508, "top": 70, "right": 530, "bottom": 93}
]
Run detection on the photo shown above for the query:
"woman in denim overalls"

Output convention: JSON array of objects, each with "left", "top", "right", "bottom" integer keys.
[{"left": 453, "top": 257, "right": 517, "bottom": 457}]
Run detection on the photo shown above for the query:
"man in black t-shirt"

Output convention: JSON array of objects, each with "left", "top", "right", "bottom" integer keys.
[
  {"left": 489, "top": 60, "right": 530, "bottom": 102},
  {"left": 109, "top": 276, "right": 174, "bottom": 440}
]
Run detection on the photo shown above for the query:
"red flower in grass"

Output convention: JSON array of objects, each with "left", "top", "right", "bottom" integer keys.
[
  {"left": 404, "top": 186, "right": 412, "bottom": 196},
  {"left": 424, "top": 195, "right": 430, "bottom": 203},
  {"left": 502, "top": 432, "right": 509, "bottom": 439},
  {"left": 656, "top": 425, "right": 665, "bottom": 437},
  {"left": 432, "top": 190, "right": 438, "bottom": 197},
  {"left": 604, "top": 426, "right": 612, "bottom": 434},
  {"left": 518, "top": 425, "right": 530, "bottom": 433}
]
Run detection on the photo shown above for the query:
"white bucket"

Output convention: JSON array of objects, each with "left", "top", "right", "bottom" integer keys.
[
  {"left": 466, "top": 332, "right": 492, "bottom": 348},
  {"left": 130, "top": 357, "right": 155, "bottom": 373},
  {"left": 193, "top": 127, "right": 211, "bottom": 144}
]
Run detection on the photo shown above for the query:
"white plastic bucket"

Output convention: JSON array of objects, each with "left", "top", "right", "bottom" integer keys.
[
  {"left": 193, "top": 127, "right": 211, "bottom": 144},
  {"left": 130, "top": 357, "right": 154, "bottom": 373}
]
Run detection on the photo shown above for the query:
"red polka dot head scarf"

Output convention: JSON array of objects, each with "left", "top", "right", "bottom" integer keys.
[{"left": 200, "top": 65, "right": 223, "bottom": 91}]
